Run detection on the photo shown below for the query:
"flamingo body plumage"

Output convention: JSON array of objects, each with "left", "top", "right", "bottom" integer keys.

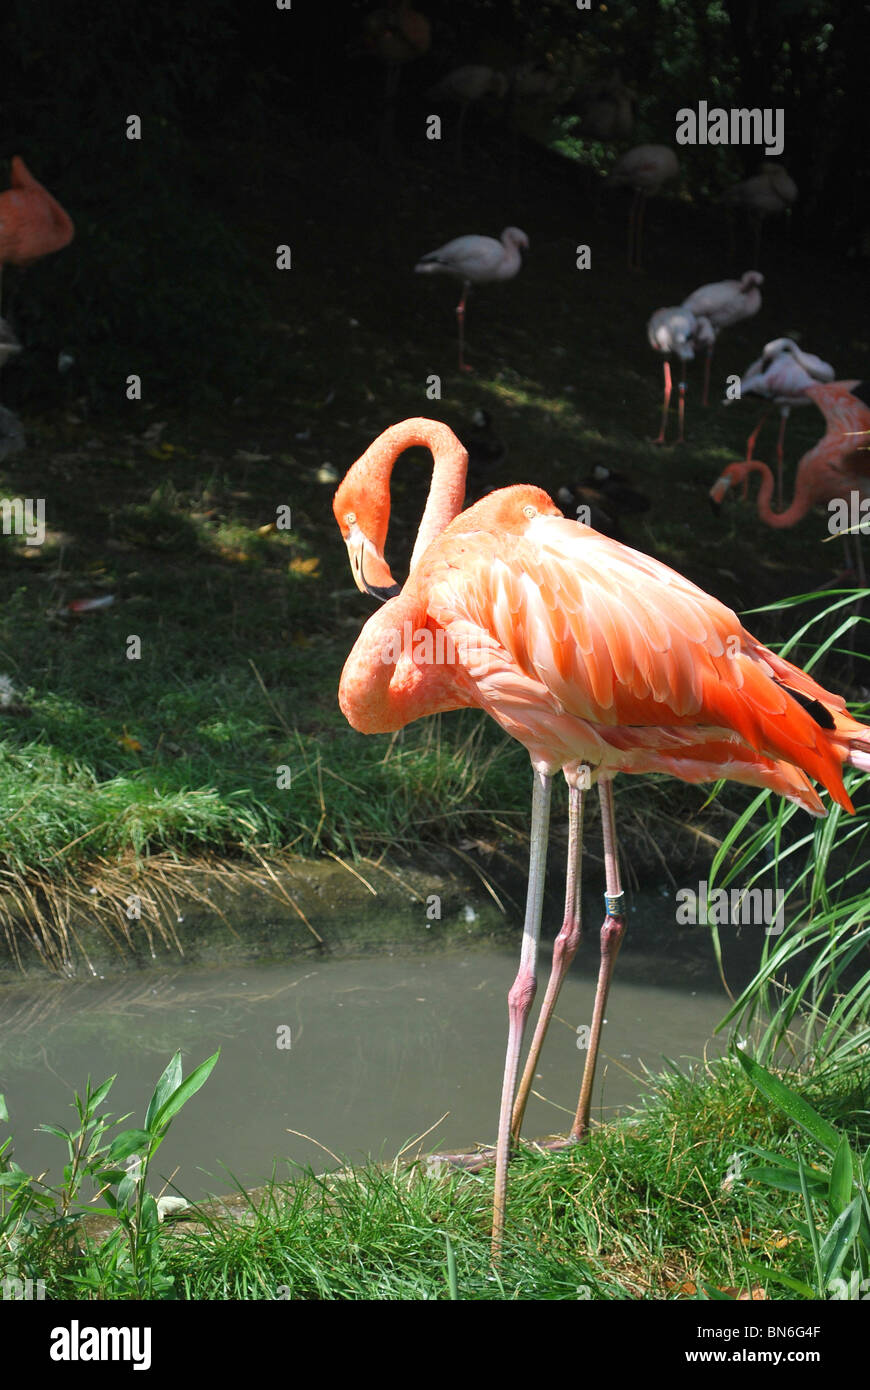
[
  {"left": 0, "top": 157, "right": 74, "bottom": 269},
  {"left": 682, "top": 271, "right": 763, "bottom": 406}
]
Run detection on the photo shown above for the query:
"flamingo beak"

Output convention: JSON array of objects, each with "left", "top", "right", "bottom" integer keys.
[
  {"left": 709, "top": 475, "right": 732, "bottom": 515},
  {"left": 345, "top": 527, "right": 401, "bottom": 602}
]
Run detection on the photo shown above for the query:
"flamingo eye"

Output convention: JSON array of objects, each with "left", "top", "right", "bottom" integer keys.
[
  {"left": 523, "top": 504, "right": 537, "bottom": 519},
  {"left": 345, "top": 512, "right": 356, "bottom": 526}
]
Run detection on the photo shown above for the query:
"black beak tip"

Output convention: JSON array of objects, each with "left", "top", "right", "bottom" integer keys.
[{"left": 364, "top": 581, "right": 401, "bottom": 603}]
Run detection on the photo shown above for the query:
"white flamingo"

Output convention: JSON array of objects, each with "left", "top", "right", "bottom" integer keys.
[
  {"left": 681, "top": 271, "right": 764, "bottom": 406},
  {"left": 414, "top": 227, "right": 529, "bottom": 371},
  {"left": 606, "top": 144, "right": 679, "bottom": 270},
  {"left": 647, "top": 305, "right": 714, "bottom": 444},
  {"left": 731, "top": 337, "right": 835, "bottom": 506}
]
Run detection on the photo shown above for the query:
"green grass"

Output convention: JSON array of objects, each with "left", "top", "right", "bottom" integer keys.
[{"left": 9, "top": 1052, "right": 866, "bottom": 1301}]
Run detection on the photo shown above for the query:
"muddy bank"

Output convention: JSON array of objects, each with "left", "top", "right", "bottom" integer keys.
[{"left": 0, "top": 850, "right": 517, "bottom": 979}]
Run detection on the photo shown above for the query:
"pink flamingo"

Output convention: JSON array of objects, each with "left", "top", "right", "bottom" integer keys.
[
  {"left": 606, "top": 144, "right": 679, "bottom": 271},
  {"left": 0, "top": 157, "right": 74, "bottom": 308},
  {"left": 414, "top": 227, "right": 529, "bottom": 371},
  {"left": 711, "top": 380, "right": 870, "bottom": 583},
  {"left": 647, "top": 305, "right": 714, "bottom": 444},
  {"left": 681, "top": 271, "right": 764, "bottom": 407},
  {"left": 334, "top": 418, "right": 870, "bottom": 1257},
  {"left": 732, "top": 338, "right": 835, "bottom": 507}
]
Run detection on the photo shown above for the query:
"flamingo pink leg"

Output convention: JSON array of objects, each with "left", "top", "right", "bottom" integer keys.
[
  {"left": 676, "top": 375, "right": 687, "bottom": 444},
  {"left": 511, "top": 779, "right": 585, "bottom": 1144},
  {"left": 492, "top": 769, "right": 552, "bottom": 1259},
  {"left": 572, "top": 779, "right": 626, "bottom": 1141},
  {"left": 653, "top": 360, "right": 672, "bottom": 444},
  {"left": 456, "top": 282, "right": 472, "bottom": 372},
  {"left": 745, "top": 408, "right": 770, "bottom": 463},
  {"left": 775, "top": 407, "right": 789, "bottom": 510}
]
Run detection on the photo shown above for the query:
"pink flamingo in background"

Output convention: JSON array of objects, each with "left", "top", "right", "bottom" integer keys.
[
  {"left": 0, "top": 156, "right": 74, "bottom": 308},
  {"left": 681, "top": 271, "right": 763, "bottom": 406},
  {"left": 414, "top": 227, "right": 529, "bottom": 371},
  {"left": 606, "top": 145, "right": 679, "bottom": 271},
  {"left": 334, "top": 418, "right": 870, "bottom": 1259},
  {"left": 711, "top": 380, "right": 870, "bottom": 583},
  {"left": 732, "top": 338, "right": 835, "bottom": 507},
  {"left": 647, "top": 304, "right": 714, "bottom": 444}
]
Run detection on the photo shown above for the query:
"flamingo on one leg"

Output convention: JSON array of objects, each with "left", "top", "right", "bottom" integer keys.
[
  {"left": 414, "top": 227, "right": 528, "bottom": 372},
  {"left": 335, "top": 419, "right": 870, "bottom": 1262}
]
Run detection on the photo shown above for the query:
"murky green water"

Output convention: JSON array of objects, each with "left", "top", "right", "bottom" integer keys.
[{"left": 0, "top": 898, "right": 746, "bottom": 1198}]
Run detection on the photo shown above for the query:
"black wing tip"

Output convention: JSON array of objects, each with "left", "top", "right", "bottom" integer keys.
[{"left": 777, "top": 682, "right": 837, "bottom": 730}]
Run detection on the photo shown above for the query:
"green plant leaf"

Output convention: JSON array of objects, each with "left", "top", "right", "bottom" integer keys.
[
  {"left": 735, "top": 1050, "right": 840, "bottom": 1154},
  {"left": 828, "top": 1137, "right": 855, "bottom": 1218},
  {"left": 821, "top": 1198, "right": 861, "bottom": 1287},
  {"left": 145, "top": 1052, "right": 184, "bottom": 1131},
  {"left": 106, "top": 1129, "right": 151, "bottom": 1163},
  {"left": 151, "top": 1050, "right": 220, "bottom": 1131}
]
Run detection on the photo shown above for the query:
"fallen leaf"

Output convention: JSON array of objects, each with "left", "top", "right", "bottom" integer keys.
[{"left": 290, "top": 556, "right": 320, "bottom": 576}]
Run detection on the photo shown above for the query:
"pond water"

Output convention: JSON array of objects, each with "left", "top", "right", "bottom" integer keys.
[{"left": 0, "top": 895, "right": 750, "bottom": 1199}]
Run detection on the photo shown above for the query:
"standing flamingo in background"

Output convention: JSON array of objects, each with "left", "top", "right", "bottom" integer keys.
[
  {"left": 731, "top": 338, "right": 836, "bottom": 508},
  {"left": 427, "top": 66, "right": 508, "bottom": 168},
  {"left": 362, "top": 1, "right": 431, "bottom": 156},
  {"left": 712, "top": 380, "right": 870, "bottom": 583},
  {"left": 334, "top": 418, "right": 870, "bottom": 1259},
  {"left": 718, "top": 163, "right": 797, "bottom": 263},
  {"left": 647, "top": 305, "right": 714, "bottom": 444},
  {"left": 0, "top": 157, "right": 75, "bottom": 309},
  {"left": 606, "top": 145, "right": 679, "bottom": 271},
  {"left": 414, "top": 227, "right": 529, "bottom": 372},
  {"left": 681, "top": 271, "right": 764, "bottom": 407}
]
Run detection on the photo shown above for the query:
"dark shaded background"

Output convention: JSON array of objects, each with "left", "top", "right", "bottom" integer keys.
[{"left": 0, "top": 0, "right": 867, "bottom": 411}]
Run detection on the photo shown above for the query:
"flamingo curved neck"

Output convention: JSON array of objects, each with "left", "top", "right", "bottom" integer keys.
[
  {"left": 349, "top": 417, "right": 468, "bottom": 572},
  {"left": 745, "top": 459, "right": 812, "bottom": 527}
]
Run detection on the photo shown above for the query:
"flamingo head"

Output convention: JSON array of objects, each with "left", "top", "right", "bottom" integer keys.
[
  {"left": 333, "top": 477, "right": 399, "bottom": 602},
  {"left": 709, "top": 462, "right": 753, "bottom": 514},
  {"left": 501, "top": 227, "right": 529, "bottom": 252}
]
